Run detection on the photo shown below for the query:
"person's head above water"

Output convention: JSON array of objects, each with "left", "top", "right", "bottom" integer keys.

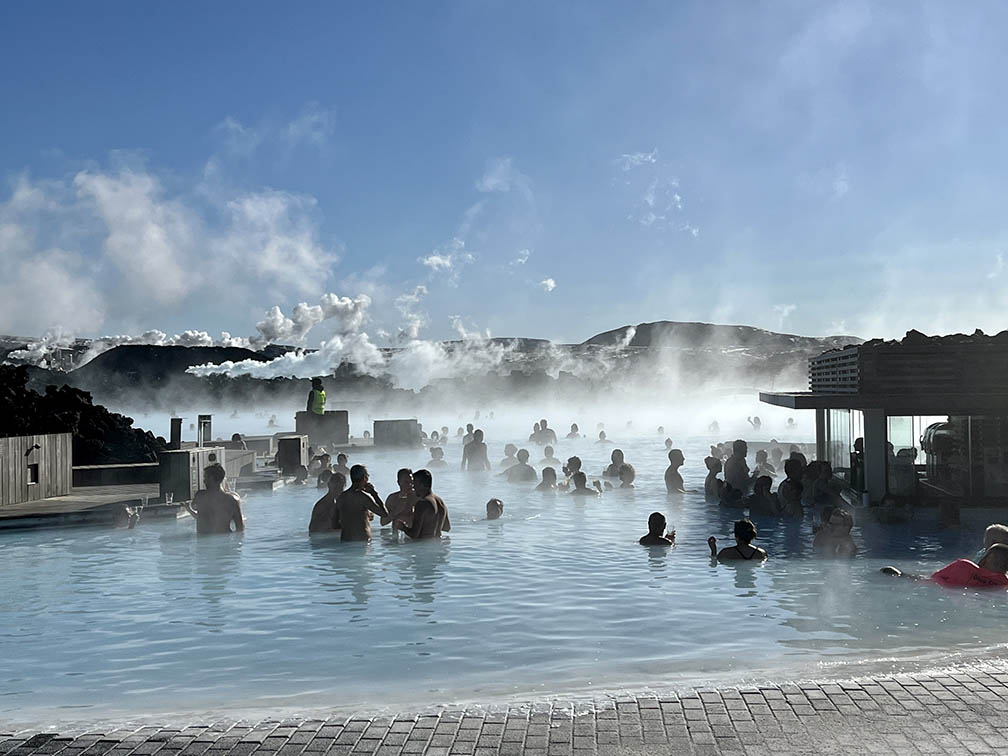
[
  {"left": 473, "top": 429, "right": 484, "bottom": 443},
  {"left": 665, "top": 438, "right": 673, "bottom": 450},
  {"left": 619, "top": 463, "right": 635, "bottom": 485},
  {"left": 540, "top": 418, "right": 548, "bottom": 429},
  {"left": 504, "top": 443, "right": 517, "bottom": 457},
  {"left": 336, "top": 453, "right": 348, "bottom": 465},
  {"left": 732, "top": 439, "right": 747, "bottom": 457},
  {"left": 466, "top": 423, "right": 474, "bottom": 433},
  {"left": 542, "top": 467, "right": 557, "bottom": 484},
  {"left": 827, "top": 508, "right": 853, "bottom": 533},
  {"left": 983, "top": 523, "right": 1008, "bottom": 550},
  {"left": 755, "top": 449, "right": 768, "bottom": 464},
  {"left": 610, "top": 449, "right": 624, "bottom": 465},
  {"left": 572, "top": 471, "right": 589, "bottom": 489},
  {"left": 753, "top": 475, "right": 773, "bottom": 496},
  {"left": 328, "top": 471, "right": 346, "bottom": 494},
  {"left": 599, "top": 430, "right": 607, "bottom": 441},
  {"left": 396, "top": 467, "right": 413, "bottom": 489},
  {"left": 668, "top": 448, "right": 684, "bottom": 467},
  {"left": 566, "top": 456, "right": 582, "bottom": 473},
  {"left": 570, "top": 423, "right": 578, "bottom": 433},
  {"left": 349, "top": 464, "right": 369, "bottom": 487},
  {"left": 647, "top": 511, "right": 666, "bottom": 535},
  {"left": 517, "top": 449, "right": 530, "bottom": 463},
  {"left": 704, "top": 456, "right": 722, "bottom": 473},
  {"left": 204, "top": 463, "right": 226, "bottom": 487},
  {"left": 544, "top": 445, "right": 555, "bottom": 458},
  {"left": 486, "top": 498, "right": 503, "bottom": 519},
  {"left": 412, "top": 468, "right": 433, "bottom": 495},
  {"left": 734, "top": 519, "right": 757, "bottom": 545},
  {"left": 532, "top": 422, "right": 541, "bottom": 432},
  {"left": 978, "top": 543, "right": 1008, "bottom": 574},
  {"left": 430, "top": 447, "right": 444, "bottom": 460}
]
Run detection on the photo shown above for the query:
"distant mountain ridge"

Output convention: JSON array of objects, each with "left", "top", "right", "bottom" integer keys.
[{"left": 583, "top": 321, "right": 861, "bottom": 351}]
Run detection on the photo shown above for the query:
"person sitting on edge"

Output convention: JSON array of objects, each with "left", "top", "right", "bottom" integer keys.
[
  {"left": 309, "top": 471, "right": 346, "bottom": 533},
  {"left": 813, "top": 507, "right": 857, "bottom": 558},
  {"left": 754, "top": 449, "right": 776, "bottom": 478},
  {"left": 639, "top": 512, "right": 675, "bottom": 546},
  {"left": 744, "top": 475, "right": 778, "bottom": 515},
  {"left": 317, "top": 468, "right": 333, "bottom": 489},
  {"left": 777, "top": 457, "right": 804, "bottom": 519},
  {"left": 567, "top": 423, "right": 580, "bottom": 439},
  {"left": 536, "top": 467, "right": 558, "bottom": 491},
  {"left": 665, "top": 449, "right": 685, "bottom": 493},
  {"left": 486, "top": 498, "right": 503, "bottom": 520},
  {"left": 502, "top": 448, "right": 537, "bottom": 483},
  {"left": 337, "top": 464, "right": 388, "bottom": 542},
  {"left": 382, "top": 468, "right": 416, "bottom": 529},
  {"left": 426, "top": 447, "right": 448, "bottom": 469},
  {"left": 724, "top": 439, "right": 751, "bottom": 494},
  {"left": 603, "top": 449, "right": 626, "bottom": 477},
  {"left": 187, "top": 463, "right": 244, "bottom": 535},
  {"left": 307, "top": 377, "right": 326, "bottom": 415},
  {"left": 461, "top": 429, "right": 491, "bottom": 471},
  {"left": 704, "top": 456, "right": 724, "bottom": 499},
  {"left": 882, "top": 544, "right": 1008, "bottom": 589},
  {"left": 499, "top": 443, "right": 518, "bottom": 469},
  {"left": 398, "top": 469, "right": 450, "bottom": 540},
  {"left": 333, "top": 453, "right": 350, "bottom": 478},
  {"left": 597, "top": 430, "right": 612, "bottom": 444},
  {"left": 618, "top": 463, "right": 636, "bottom": 489},
  {"left": 569, "top": 471, "right": 598, "bottom": 496},
  {"left": 538, "top": 445, "right": 560, "bottom": 468},
  {"left": 537, "top": 419, "right": 557, "bottom": 445},
  {"left": 708, "top": 519, "right": 767, "bottom": 561},
  {"left": 529, "top": 422, "right": 541, "bottom": 442}
]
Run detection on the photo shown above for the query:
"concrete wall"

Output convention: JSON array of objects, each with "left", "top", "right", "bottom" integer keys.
[
  {"left": 295, "top": 410, "right": 349, "bottom": 446},
  {"left": 158, "top": 447, "right": 225, "bottom": 503},
  {"left": 0, "top": 433, "right": 73, "bottom": 506},
  {"left": 72, "top": 463, "right": 159, "bottom": 487},
  {"left": 373, "top": 419, "right": 422, "bottom": 448}
]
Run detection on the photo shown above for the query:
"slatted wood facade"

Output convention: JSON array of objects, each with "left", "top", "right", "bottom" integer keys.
[{"left": 0, "top": 433, "right": 73, "bottom": 506}]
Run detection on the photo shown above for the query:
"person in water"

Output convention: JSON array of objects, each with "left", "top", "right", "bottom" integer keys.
[
  {"left": 813, "top": 508, "right": 857, "bottom": 558},
  {"left": 569, "top": 471, "right": 598, "bottom": 496},
  {"left": 332, "top": 453, "right": 350, "bottom": 478},
  {"left": 664, "top": 437, "right": 674, "bottom": 451},
  {"left": 618, "top": 463, "right": 636, "bottom": 489},
  {"left": 566, "top": 423, "right": 580, "bottom": 439},
  {"left": 597, "top": 430, "right": 612, "bottom": 444},
  {"left": 536, "top": 467, "right": 558, "bottom": 491},
  {"left": 486, "top": 498, "right": 504, "bottom": 520},
  {"left": 529, "top": 422, "right": 541, "bottom": 442},
  {"left": 398, "top": 469, "right": 450, "bottom": 540},
  {"left": 604, "top": 449, "right": 626, "bottom": 477},
  {"left": 463, "top": 423, "right": 475, "bottom": 445},
  {"left": 754, "top": 449, "right": 775, "bottom": 478},
  {"left": 724, "top": 439, "right": 753, "bottom": 494},
  {"left": 744, "top": 475, "right": 778, "bottom": 515},
  {"left": 708, "top": 519, "right": 767, "bottom": 561},
  {"left": 639, "top": 512, "right": 675, "bottom": 546},
  {"left": 309, "top": 471, "right": 346, "bottom": 533},
  {"left": 537, "top": 419, "right": 557, "bottom": 445},
  {"left": 704, "top": 456, "right": 724, "bottom": 499},
  {"left": 337, "top": 464, "right": 388, "bottom": 542},
  {"left": 503, "top": 449, "right": 537, "bottom": 483},
  {"left": 187, "top": 463, "right": 244, "bottom": 535},
  {"left": 381, "top": 467, "right": 416, "bottom": 529},
  {"left": 882, "top": 544, "right": 1008, "bottom": 589},
  {"left": 665, "top": 449, "right": 685, "bottom": 493},
  {"left": 776, "top": 457, "right": 804, "bottom": 518},
  {"left": 461, "top": 429, "right": 491, "bottom": 471},
  {"left": 306, "top": 377, "right": 326, "bottom": 415},
  {"left": 426, "top": 446, "right": 448, "bottom": 468},
  {"left": 538, "top": 445, "right": 560, "bottom": 468},
  {"left": 317, "top": 468, "right": 333, "bottom": 489},
  {"left": 499, "top": 443, "right": 518, "bottom": 469}
]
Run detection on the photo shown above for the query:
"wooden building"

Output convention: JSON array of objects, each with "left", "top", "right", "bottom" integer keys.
[
  {"left": 760, "top": 330, "right": 1008, "bottom": 506},
  {"left": 0, "top": 433, "right": 73, "bottom": 506}
]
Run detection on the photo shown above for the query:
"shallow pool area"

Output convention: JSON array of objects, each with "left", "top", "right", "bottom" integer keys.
[{"left": 3, "top": 433, "right": 1007, "bottom": 728}]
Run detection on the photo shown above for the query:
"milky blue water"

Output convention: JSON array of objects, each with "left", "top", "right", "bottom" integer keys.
[{"left": 2, "top": 432, "right": 1006, "bottom": 728}]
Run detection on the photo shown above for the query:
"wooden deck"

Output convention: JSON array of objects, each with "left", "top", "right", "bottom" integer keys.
[{"left": 0, "top": 484, "right": 185, "bottom": 531}]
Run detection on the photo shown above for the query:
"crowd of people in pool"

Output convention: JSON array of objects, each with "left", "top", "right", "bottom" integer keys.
[{"left": 184, "top": 415, "right": 1008, "bottom": 589}]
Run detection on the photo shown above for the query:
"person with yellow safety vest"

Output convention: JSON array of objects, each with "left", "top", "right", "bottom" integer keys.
[{"left": 306, "top": 377, "right": 326, "bottom": 415}]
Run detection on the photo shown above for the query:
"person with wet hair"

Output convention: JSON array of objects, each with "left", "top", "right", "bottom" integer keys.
[
  {"left": 486, "top": 498, "right": 504, "bottom": 520},
  {"left": 426, "top": 446, "right": 447, "bottom": 469},
  {"left": 381, "top": 467, "right": 416, "bottom": 530},
  {"left": 187, "top": 463, "right": 244, "bottom": 535},
  {"left": 337, "top": 464, "right": 388, "bottom": 542},
  {"left": 639, "top": 512, "right": 675, "bottom": 546},
  {"left": 398, "top": 469, "right": 450, "bottom": 540},
  {"left": 603, "top": 449, "right": 626, "bottom": 477},
  {"left": 882, "top": 544, "right": 1008, "bottom": 588},
  {"left": 536, "top": 467, "right": 558, "bottom": 492},
  {"left": 569, "top": 471, "right": 598, "bottom": 496},
  {"left": 813, "top": 508, "right": 857, "bottom": 558},
  {"left": 502, "top": 449, "right": 537, "bottom": 483},
  {"left": 500, "top": 443, "right": 519, "bottom": 469},
  {"left": 708, "top": 519, "right": 767, "bottom": 561},
  {"left": 309, "top": 471, "right": 346, "bottom": 533},
  {"left": 704, "top": 456, "right": 724, "bottom": 499},
  {"left": 665, "top": 449, "right": 685, "bottom": 493},
  {"left": 461, "top": 429, "right": 491, "bottom": 471},
  {"left": 566, "top": 423, "right": 580, "bottom": 439}
]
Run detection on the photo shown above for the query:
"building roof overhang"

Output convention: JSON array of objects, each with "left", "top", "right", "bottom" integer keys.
[{"left": 759, "top": 391, "right": 1008, "bottom": 415}]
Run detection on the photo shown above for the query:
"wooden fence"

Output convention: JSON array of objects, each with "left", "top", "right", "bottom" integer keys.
[{"left": 0, "top": 433, "right": 73, "bottom": 506}]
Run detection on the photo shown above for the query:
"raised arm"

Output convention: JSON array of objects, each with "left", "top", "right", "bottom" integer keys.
[{"left": 230, "top": 495, "right": 245, "bottom": 532}]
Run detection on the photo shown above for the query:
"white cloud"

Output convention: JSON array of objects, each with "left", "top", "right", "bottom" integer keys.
[
  {"left": 539, "top": 278, "right": 556, "bottom": 292},
  {"left": 617, "top": 149, "right": 658, "bottom": 171},
  {"left": 283, "top": 102, "right": 336, "bottom": 148},
  {"left": 987, "top": 252, "right": 1004, "bottom": 280},
  {"left": 418, "top": 237, "right": 475, "bottom": 285},
  {"left": 512, "top": 248, "right": 531, "bottom": 266}
]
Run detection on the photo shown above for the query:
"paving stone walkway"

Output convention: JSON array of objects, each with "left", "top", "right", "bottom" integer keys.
[{"left": 5, "top": 664, "right": 1008, "bottom": 756}]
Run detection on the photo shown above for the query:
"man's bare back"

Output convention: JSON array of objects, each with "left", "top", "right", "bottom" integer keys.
[
  {"left": 189, "top": 488, "right": 244, "bottom": 535},
  {"left": 400, "top": 493, "right": 450, "bottom": 540},
  {"left": 337, "top": 487, "right": 388, "bottom": 542}
]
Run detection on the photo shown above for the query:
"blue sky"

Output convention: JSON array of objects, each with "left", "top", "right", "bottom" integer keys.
[{"left": 2, "top": 1, "right": 1007, "bottom": 347}]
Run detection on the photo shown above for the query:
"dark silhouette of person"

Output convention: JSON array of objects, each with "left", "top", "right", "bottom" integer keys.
[
  {"left": 744, "top": 475, "right": 778, "bottom": 515},
  {"left": 461, "top": 429, "right": 491, "bottom": 471},
  {"left": 639, "top": 512, "right": 675, "bottom": 546},
  {"left": 503, "top": 449, "right": 537, "bottom": 483},
  {"left": 427, "top": 447, "right": 447, "bottom": 468},
  {"left": 724, "top": 439, "right": 751, "bottom": 494},
  {"left": 463, "top": 423, "right": 475, "bottom": 445},
  {"left": 709, "top": 519, "right": 767, "bottom": 561},
  {"left": 618, "top": 463, "right": 636, "bottom": 489},
  {"left": 704, "top": 456, "right": 724, "bottom": 499},
  {"left": 604, "top": 449, "right": 625, "bottom": 477},
  {"left": 597, "top": 430, "right": 612, "bottom": 444},
  {"left": 382, "top": 467, "right": 416, "bottom": 528},
  {"left": 333, "top": 453, "right": 350, "bottom": 478},
  {"left": 486, "top": 498, "right": 503, "bottom": 520},
  {"left": 754, "top": 449, "right": 776, "bottom": 478},
  {"left": 529, "top": 422, "right": 541, "bottom": 442},
  {"left": 398, "top": 469, "right": 450, "bottom": 540},
  {"left": 536, "top": 467, "right": 558, "bottom": 491},
  {"left": 776, "top": 457, "right": 804, "bottom": 518},
  {"left": 187, "top": 463, "right": 244, "bottom": 535},
  {"left": 569, "top": 471, "right": 598, "bottom": 496},
  {"left": 337, "top": 464, "right": 388, "bottom": 542},
  {"left": 665, "top": 449, "right": 685, "bottom": 493},
  {"left": 500, "top": 443, "right": 518, "bottom": 468},
  {"left": 309, "top": 471, "right": 346, "bottom": 533},
  {"left": 537, "top": 419, "right": 557, "bottom": 445}
]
